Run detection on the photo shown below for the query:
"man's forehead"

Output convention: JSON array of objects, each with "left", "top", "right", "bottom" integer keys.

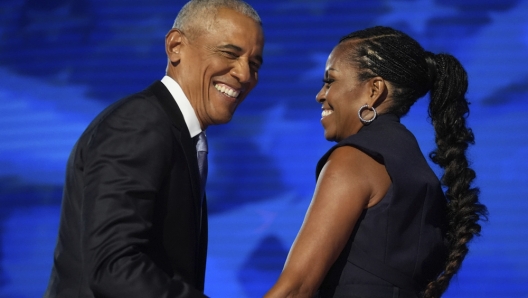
[{"left": 191, "top": 8, "right": 261, "bottom": 37}]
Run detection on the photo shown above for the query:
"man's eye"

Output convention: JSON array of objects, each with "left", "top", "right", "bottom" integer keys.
[
  {"left": 250, "top": 61, "right": 261, "bottom": 72},
  {"left": 222, "top": 51, "right": 238, "bottom": 58}
]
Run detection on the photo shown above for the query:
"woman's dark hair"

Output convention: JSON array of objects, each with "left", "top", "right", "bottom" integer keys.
[{"left": 339, "top": 26, "right": 488, "bottom": 297}]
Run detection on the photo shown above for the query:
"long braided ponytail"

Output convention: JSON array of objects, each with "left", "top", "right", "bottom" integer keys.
[
  {"left": 423, "top": 53, "right": 488, "bottom": 297},
  {"left": 339, "top": 26, "right": 488, "bottom": 297}
]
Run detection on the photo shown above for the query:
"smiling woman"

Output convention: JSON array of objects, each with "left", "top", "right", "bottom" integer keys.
[
  {"left": 265, "top": 26, "right": 488, "bottom": 298},
  {"left": 316, "top": 42, "right": 391, "bottom": 142}
]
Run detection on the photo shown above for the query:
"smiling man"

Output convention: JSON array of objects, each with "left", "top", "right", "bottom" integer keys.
[{"left": 44, "top": 1, "right": 264, "bottom": 297}]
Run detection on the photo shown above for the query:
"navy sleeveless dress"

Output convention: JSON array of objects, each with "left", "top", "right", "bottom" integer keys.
[{"left": 314, "top": 114, "right": 448, "bottom": 298}]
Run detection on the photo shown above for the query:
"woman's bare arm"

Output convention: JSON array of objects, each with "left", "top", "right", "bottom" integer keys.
[{"left": 264, "top": 145, "right": 391, "bottom": 298}]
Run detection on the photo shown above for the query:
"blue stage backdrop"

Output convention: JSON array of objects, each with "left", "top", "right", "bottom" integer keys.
[{"left": 1, "top": 0, "right": 527, "bottom": 297}]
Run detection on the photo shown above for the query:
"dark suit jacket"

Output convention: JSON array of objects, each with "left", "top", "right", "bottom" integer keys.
[{"left": 44, "top": 81, "right": 208, "bottom": 298}]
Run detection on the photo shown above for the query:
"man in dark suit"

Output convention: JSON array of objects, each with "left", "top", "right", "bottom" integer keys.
[{"left": 44, "top": 1, "right": 264, "bottom": 297}]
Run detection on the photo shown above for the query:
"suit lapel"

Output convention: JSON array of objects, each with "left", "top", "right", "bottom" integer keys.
[{"left": 148, "top": 81, "right": 203, "bottom": 234}]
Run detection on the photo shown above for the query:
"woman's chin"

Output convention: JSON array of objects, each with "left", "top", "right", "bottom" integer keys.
[{"left": 323, "top": 132, "right": 337, "bottom": 142}]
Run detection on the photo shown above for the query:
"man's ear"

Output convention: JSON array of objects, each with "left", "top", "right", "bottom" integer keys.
[
  {"left": 367, "top": 77, "right": 388, "bottom": 107},
  {"left": 165, "top": 29, "right": 183, "bottom": 63}
]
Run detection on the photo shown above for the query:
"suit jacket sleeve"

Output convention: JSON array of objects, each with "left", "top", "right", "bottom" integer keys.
[{"left": 80, "top": 96, "right": 206, "bottom": 298}]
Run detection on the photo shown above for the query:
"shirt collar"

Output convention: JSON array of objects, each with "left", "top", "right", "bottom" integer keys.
[{"left": 161, "top": 75, "right": 202, "bottom": 138}]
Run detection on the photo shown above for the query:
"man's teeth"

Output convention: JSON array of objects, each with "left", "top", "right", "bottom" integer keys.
[
  {"left": 321, "top": 110, "right": 333, "bottom": 117},
  {"left": 215, "top": 84, "right": 240, "bottom": 98}
]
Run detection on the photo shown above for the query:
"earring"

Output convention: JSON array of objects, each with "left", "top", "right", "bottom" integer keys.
[{"left": 358, "top": 104, "right": 377, "bottom": 124}]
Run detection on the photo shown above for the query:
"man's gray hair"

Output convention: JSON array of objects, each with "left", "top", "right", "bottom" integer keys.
[{"left": 173, "top": 0, "right": 261, "bottom": 39}]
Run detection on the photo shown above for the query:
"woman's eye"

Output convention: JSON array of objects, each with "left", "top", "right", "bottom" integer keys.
[{"left": 322, "top": 79, "right": 334, "bottom": 87}]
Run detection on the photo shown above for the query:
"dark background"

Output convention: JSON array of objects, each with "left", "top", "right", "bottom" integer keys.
[{"left": 0, "top": 0, "right": 527, "bottom": 297}]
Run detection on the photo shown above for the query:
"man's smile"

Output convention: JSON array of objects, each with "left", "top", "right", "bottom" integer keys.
[{"left": 214, "top": 82, "right": 241, "bottom": 98}]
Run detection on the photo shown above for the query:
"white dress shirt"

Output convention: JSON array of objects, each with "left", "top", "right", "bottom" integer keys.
[{"left": 161, "top": 76, "right": 202, "bottom": 138}]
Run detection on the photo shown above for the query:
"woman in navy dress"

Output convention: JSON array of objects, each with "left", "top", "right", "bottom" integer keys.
[{"left": 265, "top": 26, "right": 487, "bottom": 298}]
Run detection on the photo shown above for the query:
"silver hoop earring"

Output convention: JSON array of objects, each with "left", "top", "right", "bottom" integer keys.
[{"left": 358, "top": 104, "right": 377, "bottom": 124}]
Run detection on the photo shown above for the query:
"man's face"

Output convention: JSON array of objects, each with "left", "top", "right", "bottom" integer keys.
[{"left": 169, "top": 8, "right": 264, "bottom": 129}]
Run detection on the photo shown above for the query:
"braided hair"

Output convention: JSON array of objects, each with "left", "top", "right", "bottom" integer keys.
[{"left": 338, "top": 26, "right": 488, "bottom": 297}]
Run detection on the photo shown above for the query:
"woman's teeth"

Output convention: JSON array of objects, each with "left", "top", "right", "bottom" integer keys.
[
  {"left": 215, "top": 84, "right": 240, "bottom": 98},
  {"left": 321, "top": 110, "right": 333, "bottom": 117}
]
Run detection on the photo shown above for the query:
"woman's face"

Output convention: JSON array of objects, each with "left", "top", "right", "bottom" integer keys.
[{"left": 316, "top": 43, "right": 373, "bottom": 142}]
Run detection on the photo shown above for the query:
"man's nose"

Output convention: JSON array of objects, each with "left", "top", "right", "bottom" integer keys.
[{"left": 231, "top": 59, "right": 251, "bottom": 83}]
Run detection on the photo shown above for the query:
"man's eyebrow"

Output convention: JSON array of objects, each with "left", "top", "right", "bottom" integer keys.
[
  {"left": 218, "top": 44, "right": 243, "bottom": 52},
  {"left": 218, "top": 44, "right": 263, "bottom": 65}
]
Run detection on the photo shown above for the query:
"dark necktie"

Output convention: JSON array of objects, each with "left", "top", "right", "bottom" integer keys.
[{"left": 195, "top": 132, "right": 208, "bottom": 199}]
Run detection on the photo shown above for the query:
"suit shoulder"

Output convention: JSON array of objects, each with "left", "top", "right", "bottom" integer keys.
[
  {"left": 88, "top": 88, "right": 169, "bottom": 130},
  {"left": 103, "top": 89, "right": 163, "bottom": 119},
  {"left": 73, "top": 87, "right": 177, "bottom": 151}
]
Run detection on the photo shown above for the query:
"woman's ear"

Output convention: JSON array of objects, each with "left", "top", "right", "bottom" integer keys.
[
  {"left": 368, "top": 77, "right": 388, "bottom": 107},
  {"left": 165, "top": 29, "right": 183, "bottom": 63}
]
